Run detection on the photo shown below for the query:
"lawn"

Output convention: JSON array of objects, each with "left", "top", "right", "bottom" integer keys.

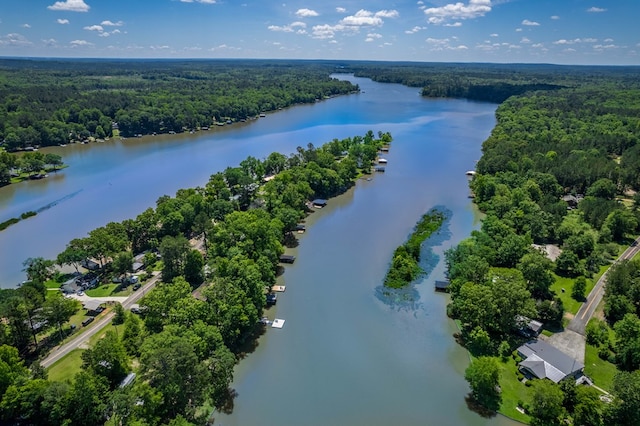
[
  {"left": 584, "top": 344, "right": 618, "bottom": 392},
  {"left": 495, "top": 356, "right": 532, "bottom": 424},
  {"left": 550, "top": 273, "right": 595, "bottom": 314},
  {"left": 86, "top": 283, "right": 120, "bottom": 297},
  {"left": 47, "top": 349, "right": 84, "bottom": 383}
]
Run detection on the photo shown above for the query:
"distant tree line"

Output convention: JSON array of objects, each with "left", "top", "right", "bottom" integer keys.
[{"left": 0, "top": 59, "right": 358, "bottom": 150}]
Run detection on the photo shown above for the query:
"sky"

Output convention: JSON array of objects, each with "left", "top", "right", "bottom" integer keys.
[{"left": 0, "top": 0, "right": 638, "bottom": 65}]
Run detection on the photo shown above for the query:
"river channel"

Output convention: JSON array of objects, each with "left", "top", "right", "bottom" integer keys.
[{"left": 0, "top": 74, "right": 518, "bottom": 425}]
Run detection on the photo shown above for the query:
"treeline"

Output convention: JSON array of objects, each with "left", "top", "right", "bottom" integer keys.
[
  {"left": 0, "top": 59, "right": 358, "bottom": 149},
  {"left": 441, "top": 77, "right": 640, "bottom": 422},
  {"left": 0, "top": 131, "right": 391, "bottom": 425},
  {"left": 346, "top": 61, "right": 640, "bottom": 103}
]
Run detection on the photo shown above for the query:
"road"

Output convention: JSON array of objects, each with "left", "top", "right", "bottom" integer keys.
[
  {"left": 41, "top": 272, "right": 162, "bottom": 368},
  {"left": 566, "top": 235, "right": 640, "bottom": 336}
]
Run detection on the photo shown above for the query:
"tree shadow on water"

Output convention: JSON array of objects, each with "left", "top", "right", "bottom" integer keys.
[{"left": 464, "top": 394, "right": 499, "bottom": 418}]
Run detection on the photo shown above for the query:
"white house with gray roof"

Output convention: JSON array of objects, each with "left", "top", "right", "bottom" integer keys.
[{"left": 517, "top": 339, "right": 584, "bottom": 383}]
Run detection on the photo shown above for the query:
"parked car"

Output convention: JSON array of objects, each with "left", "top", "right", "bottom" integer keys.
[{"left": 133, "top": 283, "right": 141, "bottom": 291}]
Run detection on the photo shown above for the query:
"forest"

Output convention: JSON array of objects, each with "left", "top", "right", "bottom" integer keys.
[
  {"left": 0, "top": 130, "right": 391, "bottom": 425},
  {"left": 0, "top": 59, "right": 358, "bottom": 150}
]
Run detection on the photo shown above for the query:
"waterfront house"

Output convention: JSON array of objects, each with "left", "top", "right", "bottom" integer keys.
[
  {"left": 312, "top": 199, "right": 327, "bottom": 208},
  {"left": 279, "top": 254, "right": 296, "bottom": 264},
  {"left": 517, "top": 340, "right": 584, "bottom": 383}
]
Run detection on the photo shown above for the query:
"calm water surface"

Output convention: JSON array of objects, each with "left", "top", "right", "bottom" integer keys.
[{"left": 0, "top": 75, "right": 518, "bottom": 425}]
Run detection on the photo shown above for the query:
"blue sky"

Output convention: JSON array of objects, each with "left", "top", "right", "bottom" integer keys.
[{"left": 0, "top": 0, "right": 638, "bottom": 65}]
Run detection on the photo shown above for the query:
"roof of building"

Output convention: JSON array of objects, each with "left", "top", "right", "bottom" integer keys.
[
  {"left": 83, "top": 299, "right": 104, "bottom": 311},
  {"left": 518, "top": 340, "right": 584, "bottom": 383}
]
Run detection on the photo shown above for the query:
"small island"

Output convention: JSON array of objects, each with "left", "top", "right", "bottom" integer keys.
[{"left": 383, "top": 208, "right": 448, "bottom": 288}]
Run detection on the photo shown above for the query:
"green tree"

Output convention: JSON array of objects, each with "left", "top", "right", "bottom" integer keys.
[
  {"left": 159, "top": 235, "right": 190, "bottom": 282},
  {"left": 42, "top": 292, "right": 78, "bottom": 341},
  {"left": 604, "top": 370, "right": 640, "bottom": 426},
  {"left": 0, "top": 344, "right": 29, "bottom": 398},
  {"left": 572, "top": 276, "right": 587, "bottom": 301},
  {"left": 81, "top": 330, "right": 129, "bottom": 388},
  {"left": 573, "top": 385, "right": 603, "bottom": 426},
  {"left": 464, "top": 356, "right": 501, "bottom": 411},
  {"left": 183, "top": 249, "right": 204, "bottom": 287},
  {"left": 112, "top": 251, "right": 134, "bottom": 283},
  {"left": 613, "top": 313, "right": 640, "bottom": 371},
  {"left": 64, "top": 371, "right": 108, "bottom": 426},
  {"left": 112, "top": 302, "right": 126, "bottom": 325},
  {"left": 518, "top": 251, "right": 554, "bottom": 298},
  {"left": 121, "top": 311, "right": 145, "bottom": 357},
  {"left": 529, "top": 379, "right": 565, "bottom": 426}
]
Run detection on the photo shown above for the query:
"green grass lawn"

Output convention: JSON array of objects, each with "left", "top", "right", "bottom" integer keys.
[
  {"left": 584, "top": 344, "right": 618, "bottom": 391},
  {"left": 47, "top": 349, "right": 84, "bottom": 383},
  {"left": 549, "top": 273, "right": 594, "bottom": 314},
  {"left": 86, "top": 283, "right": 120, "bottom": 297},
  {"left": 495, "top": 356, "right": 532, "bottom": 424}
]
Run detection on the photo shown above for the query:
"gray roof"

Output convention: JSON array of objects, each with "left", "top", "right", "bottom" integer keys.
[
  {"left": 518, "top": 340, "right": 584, "bottom": 383},
  {"left": 83, "top": 299, "right": 104, "bottom": 311}
]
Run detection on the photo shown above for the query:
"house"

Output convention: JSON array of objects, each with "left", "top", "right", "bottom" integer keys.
[
  {"left": 83, "top": 299, "right": 105, "bottom": 316},
  {"left": 312, "top": 199, "right": 327, "bottom": 208},
  {"left": 517, "top": 340, "right": 584, "bottom": 383},
  {"left": 516, "top": 315, "right": 544, "bottom": 337},
  {"left": 119, "top": 372, "right": 136, "bottom": 388},
  {"left": 561, "top": 194, "right": 584, "bottom": 209},
  {"left": 81, "top": 258, "right": 100, "bottom": 271}
]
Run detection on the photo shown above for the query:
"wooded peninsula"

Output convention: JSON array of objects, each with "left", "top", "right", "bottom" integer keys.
[{"left": 1, "top": 59, "right": 640, "bottom": 426}]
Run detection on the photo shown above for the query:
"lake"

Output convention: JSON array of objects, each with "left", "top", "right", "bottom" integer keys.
[{"left": 0, "top": 74, "right": 518, "bottom": 425}]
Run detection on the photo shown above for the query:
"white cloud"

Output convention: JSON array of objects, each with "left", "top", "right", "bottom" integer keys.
[
  {"left": 70, "top": 39, "right": 92, "bottom": 46},
  {"left": 532, "top": 43, "right": 544, "bottom": 48},
  {"left": 336, "top": 7, "right": 346, "bottom": 13},
  {"left": 296, "top": 8, "right": 319, "bottom": 18},
  {"left": 424, "top": 0, "right": 491, "bottom": 25},
  {"left": 84, "top": 25, "right": 103, "bottom": 32},
  {"left": 515, "top": 28, "right": 522, "bottom": 32},
  {"left": 405, "top": 26, "right": 425, "bottom": 34},
  {"left": 42, "top": 38, "right": 58, "bottom": 46},
  {"left": 57, "top": 19, "right": 70, "bottom": 24},
  {"left": 0, "top": 33, "right": 32, "bottom": 46},
  {"left": 101, "top": 20, "right": 124, "bottom": 26},
  {"left": 341, "top": 10, "right": 383, "bottom": 26},
  {"left": 550, "top": 15, "right": 560, "bottom": 20},
  {"left": 553, "top": 38, "right": 598, "bottom": 45},
  {"left": 268, "top": 21, "right": 306, "bottom": 32},
  {"left": 587, "top": 7, "right": 606, "bottom": 13},
  {"left": 311, "top": 23, "right": 345, "bottom": 39},
  {"left": 375, "top": 10, "right": 399, "bottom": 18},
  {"left": 22, "top": 24, "right": 31, "bottom": 29},
  {"left": 444, "top": 22, "right": 462, "bottom": 27},
  {"left": 365, "top": 32, "right": 382, "bottom": 42},
  {"left": 490, "top": 33, "right": 498, "bottom": 37},
  {"left": 47, "top": 0, "right": 90, "bottom": 12},
  {"left": 521, "top": 37, "right": 531, "bottom": 43},
  {"left": 150, "top": 45, "right": 170, "bottom": 50},
  {"left": 522, "top": 19, "right": 539, "bottom": 26}
]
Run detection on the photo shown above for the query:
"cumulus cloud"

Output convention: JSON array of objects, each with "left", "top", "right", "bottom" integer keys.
[
  {"left": 84, "top": 25, "right": 103, "bottom": 32},
  {"left": 424, "top": 0, "right": 491, "bottom": 25},
  {"left": 70, "top": 39, "right": 92, "bottom": 46},
  {"left": 101, "top": 20, "right": 124, "bottom": 26},
  {"left": 520, "top": 37, "right": 530, "bottom": 43},
  {"left": 550, "top": 15, "right": 560, "bottom": 20},
  {"left": 522, "top": 19, "right": 539, "bottom": 26},
  {"left": 341, "top": 10, "right": 383, "bottom": 26},
  {"left": 365, "top": 32, "right": 382, "bottom": 42},
  {"left": 180, "top": 0, "right": 217, "bottom": 4},
  {"left": 22, "top": 24, "right": 31, "bottom": 29},
  {"left": 444, "top": 22, "right": 462, "bottom": 27},
  {"left": 553, "top": 38, "right": 598, "bottom": 45},
  {"left": 587, "top": 7, "right": 606, "bottom": 13},
  {"left": 57, "top": 19, "right": 70, "bottom": 24},
  {"left": 490, "top": 33, "right": 498, "bottom": 37},
  {"left": 42, "top": 38, "right": 58, "bottom": 46},
  {"left": 47, "top": 0, "right": 90, "bottom": 12},
  {"left": 0, "top": 33, "right": 32, "bottom": 46},
  {"left": 268, "top": 21, "right": 306, "bottom": 33},
  {"left": 296, "top": 8, "right": 319, "bottom": 18},
  {"left": 375, "top": 10, "right": 399, "bottom": 18},
  {"left": 336, "top": 7, "right": 346, "bottom": 13},
  {"left": 405, "top": 26, "right": 425, "bottom": 34}
]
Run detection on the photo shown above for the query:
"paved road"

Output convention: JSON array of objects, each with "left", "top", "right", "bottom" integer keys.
[
  {"left": 41, "top": 272, "right": 161, "bottom": 368},
  {"left": 567, "top": 236, "right": 640, "bottom": 336}
]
